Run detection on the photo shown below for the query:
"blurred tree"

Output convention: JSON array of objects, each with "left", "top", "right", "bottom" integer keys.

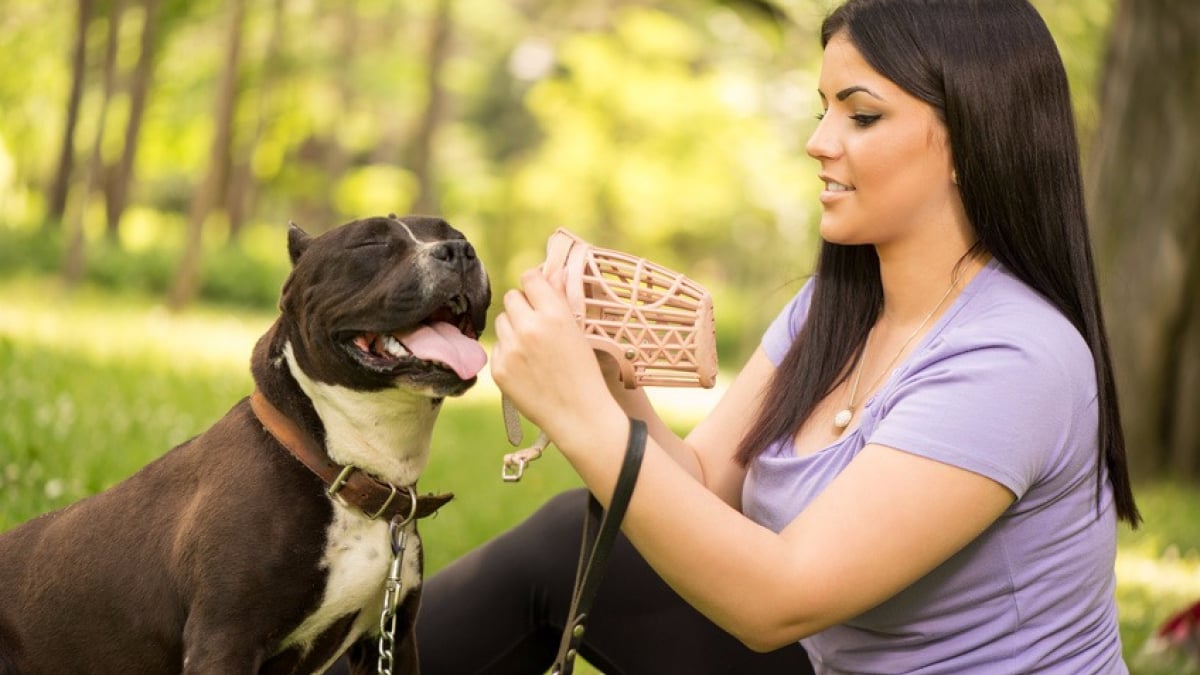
[
  {"left": 1089, "top": 0, "right": 1200, "bottom": 480},
  {"left": 285, "top": 0, "right": 367, "bottom": 231},
  {"left": 46, "top": 0, "right": 94, "bottom": 228},
  {"left": 227, "top": 0, "right": 287, "bottom": 240},
  {"left": 716, "top": 0, "right": 790, "bottom": 24},
  {"left": 103, "top": 0, "right": 163, "bottom": 240},
  {"left": 168, "top": 0, "right": 247, "bottom": 309},
  {"left": 63, "top": 0, "right": 126, "bottom": 285},
  {"left": 506, "top": 6, "right": 815, "bottom": 274},
  {"left": 408, "top": 0, "right": 454, "bottom": 215},
  {"left": 0, "top": 0, "right": 1123, "bottom": 363}
]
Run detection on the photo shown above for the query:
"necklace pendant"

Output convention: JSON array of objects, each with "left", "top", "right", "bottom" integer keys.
[{"left": 833, "top": 408, "right": 853, "bottom": 429}]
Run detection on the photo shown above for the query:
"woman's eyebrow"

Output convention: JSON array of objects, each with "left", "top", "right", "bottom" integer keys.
[
  {"left": 836, "top": 85, "right": 883, "bottom": 101},
  {"left": 816, "top": 85, "right": 885, "bottom": 102}
]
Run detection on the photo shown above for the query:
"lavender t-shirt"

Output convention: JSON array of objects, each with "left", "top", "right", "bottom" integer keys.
[{"left": 743, "top": 260, "right": 1126, "bottom": 674}]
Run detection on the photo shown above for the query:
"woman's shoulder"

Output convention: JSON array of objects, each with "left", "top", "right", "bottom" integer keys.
[
  {"left": 761, "top": 277, "right": 817, "bottom": 365},
  {"left": 934, "top": 261, "right": 1094, "bottom": 389}
]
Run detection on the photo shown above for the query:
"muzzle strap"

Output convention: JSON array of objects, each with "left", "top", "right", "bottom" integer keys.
[{"left": 550, "top": 418, "right": 647, "bottom": 675}]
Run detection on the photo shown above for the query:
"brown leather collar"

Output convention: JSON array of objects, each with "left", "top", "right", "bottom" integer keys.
[{"left": 249, "top": 389, "right": 452, "bottom": 522}]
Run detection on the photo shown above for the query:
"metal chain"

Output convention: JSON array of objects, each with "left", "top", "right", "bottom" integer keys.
[{"left": 377, "top": 516, "right": 409, "bottom": 675}]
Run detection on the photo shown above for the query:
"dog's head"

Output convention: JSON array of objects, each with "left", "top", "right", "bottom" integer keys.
[{"left": 278, "top": 214, "right": 491, "bottom": 399}]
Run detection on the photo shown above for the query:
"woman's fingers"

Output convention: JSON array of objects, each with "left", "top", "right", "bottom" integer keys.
[
  {"left": 490, "top": 268, "right": 607, "bottom": 435},
  {"left": 517, "top": 268, "right": 569, "bottom": 316}
]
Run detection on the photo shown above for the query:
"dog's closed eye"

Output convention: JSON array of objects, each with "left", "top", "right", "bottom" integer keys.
[{"left": 348, "top": 240, "right": 390, "bottom": 250}]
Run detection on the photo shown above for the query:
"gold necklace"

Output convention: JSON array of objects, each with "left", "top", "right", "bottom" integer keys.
[{"left": 832, "top": 272, "right": 962, "bottom": 430}]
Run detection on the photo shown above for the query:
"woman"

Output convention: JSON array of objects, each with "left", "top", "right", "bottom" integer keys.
[{"left": 420, "top": 0, "right": 1140, "bottom": 672}]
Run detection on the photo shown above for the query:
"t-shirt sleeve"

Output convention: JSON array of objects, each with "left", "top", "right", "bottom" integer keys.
[
  {"left": 761, "top": 279, "right": 816, "bottom": 366},
  {"left": 867, "top": 332, "right": 1079, "bottom": 498}
]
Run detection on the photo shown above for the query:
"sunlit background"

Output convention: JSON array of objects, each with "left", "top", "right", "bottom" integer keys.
[
  {"left": 0, "top": 0, "right": 1118, "bottom": 357},
  {"left": 1, "top": 1, "right": 1197, "bottom": 673}
]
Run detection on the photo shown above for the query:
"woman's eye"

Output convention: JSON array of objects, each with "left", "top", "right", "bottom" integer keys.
[
  {"left": 814, "top": 111, "right": 879, "bottom": 127},
  {"left": 850, "top": 113, "right": 881, "bottom": 128}
]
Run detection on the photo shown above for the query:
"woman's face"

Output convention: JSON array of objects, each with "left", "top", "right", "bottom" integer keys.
[{"left": 806, "top": 33, "right": 958, "bottom": 249}]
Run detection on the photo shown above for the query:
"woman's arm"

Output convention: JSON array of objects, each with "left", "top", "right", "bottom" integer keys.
[
  {"left": 600, "top": 348, "right": 777, "bottom": 509},
  {"left": 614, "top": 437, "right": 1013, "bottom": 650},
  {"left": 493, "top": 270, "right": 1016, "bottom": 649}
]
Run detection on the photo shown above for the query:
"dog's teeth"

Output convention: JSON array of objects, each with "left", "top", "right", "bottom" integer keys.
[{"left": 382, "top": 335, "right": 409, "bottom": 358}]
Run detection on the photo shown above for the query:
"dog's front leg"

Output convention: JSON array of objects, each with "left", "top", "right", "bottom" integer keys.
[
  {"left": 341, "top": 639, "right": 380, "bottom": 675},
  {"left": 181, "top": 621, "right": 266, "bottom": 674}
]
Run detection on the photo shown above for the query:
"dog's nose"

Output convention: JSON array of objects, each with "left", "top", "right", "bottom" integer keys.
[{"left": 430, "top": 240, "right": 477, "bottom": 270}]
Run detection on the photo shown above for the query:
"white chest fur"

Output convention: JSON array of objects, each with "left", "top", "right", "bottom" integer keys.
[
  {"left": 283, "top": 343, "right": 440, "bottom": 485},
  {"left": 279, "top": 504, "right": 422, "bottom": 668},
  {"left": 274, "top": 342, "right": 436, "bottom": 664}
]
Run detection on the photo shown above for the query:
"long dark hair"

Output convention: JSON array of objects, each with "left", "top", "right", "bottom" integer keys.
[{"left": 735, "top": 0, "right": 1140, "bottom": 526}]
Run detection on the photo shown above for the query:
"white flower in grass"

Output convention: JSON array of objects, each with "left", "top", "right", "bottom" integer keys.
[{"left": 44, "top": 478, "right": 65, "bottom": 499}]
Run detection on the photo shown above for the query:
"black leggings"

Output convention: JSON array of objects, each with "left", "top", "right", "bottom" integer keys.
[{"left": 415, "top": 489, "right": 814, "bottom": 674}]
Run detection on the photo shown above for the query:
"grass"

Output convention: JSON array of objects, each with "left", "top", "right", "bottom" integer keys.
[
  {"left": 1, "top": 275, "right": 1197, "bottom": 674},
  {"left": 0, "top": 275, "right": 591, "bottom": 570}
]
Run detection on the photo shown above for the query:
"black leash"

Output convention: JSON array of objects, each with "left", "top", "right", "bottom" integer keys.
[{"left": 550, "top": 418, "right": 648, "bottom": 675}]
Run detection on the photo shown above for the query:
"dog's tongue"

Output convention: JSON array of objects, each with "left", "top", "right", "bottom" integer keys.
[{"left": 397, "top": 322, "right": 487, "bottom": 380}]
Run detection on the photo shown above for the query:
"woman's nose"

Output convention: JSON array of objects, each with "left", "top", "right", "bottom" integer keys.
[{"left": 805, "top": 115, "right": 838, "bottom": 160}]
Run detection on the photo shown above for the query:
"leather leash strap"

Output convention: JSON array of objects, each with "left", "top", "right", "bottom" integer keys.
[
  {"left": 249, "top": 390, "right": 452, "bottom": 521},
  {"left": 551, "top": 418, "right": 648, "bottom": 675}
]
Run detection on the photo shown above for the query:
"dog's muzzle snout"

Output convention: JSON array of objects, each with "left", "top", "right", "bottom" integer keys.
[{"left": 430, "top": 240, "right": 477, "bottom": 273}]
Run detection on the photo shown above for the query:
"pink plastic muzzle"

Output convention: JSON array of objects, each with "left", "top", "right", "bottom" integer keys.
[
  {"left": 542, "top": 228, "right": 718, "bottom": 389},
  {"left": 502, "top": 229, "right": 718, "bottom": 482}
]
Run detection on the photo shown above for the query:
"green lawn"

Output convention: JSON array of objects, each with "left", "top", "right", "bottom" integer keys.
[{"left": 1, "top": 276, "right": 1196, "bottom": 674}]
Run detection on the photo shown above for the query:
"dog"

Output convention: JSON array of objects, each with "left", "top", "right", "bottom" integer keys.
[{"left": 0, "top": 215, "right": 490, "bottom": 674}]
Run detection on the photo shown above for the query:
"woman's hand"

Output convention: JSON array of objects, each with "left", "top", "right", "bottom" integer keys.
[{"left": 491, "top": 268, "right": 626, "bottom": 451}]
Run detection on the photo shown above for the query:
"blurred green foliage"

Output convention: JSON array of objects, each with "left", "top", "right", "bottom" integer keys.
[
  {"left": 0, "top": 0, "right": 1114, "bottom": 363},
  {"left": 0, "top": 223, "right": 289, "bottom": 309}
]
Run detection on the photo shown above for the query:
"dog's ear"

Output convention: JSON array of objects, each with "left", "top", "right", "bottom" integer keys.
[{"left": 287, "top": 222, "right": 311, "bottom": 266}]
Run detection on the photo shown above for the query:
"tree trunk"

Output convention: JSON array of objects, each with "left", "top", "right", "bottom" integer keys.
[
  {"left": 104, "top": 0, "right": 162, "bottom": 241},
  {"left": 46, "top": 0, "right": 94, "bottom": 229},
  {"left": 168, "top": 0, "right": 247, "bottom": 309},
  {"left": 409, "top": 0, "right": 453, "bottom": 215},
  {"left": 1087, "top": 0, "right": 1200, "bottom": 480},
  {"left": 62, "top": 0, "right": 124, "bottom": 285},
  {"left": 227, "top": 0, "right": 286, "bottom": 242}
]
